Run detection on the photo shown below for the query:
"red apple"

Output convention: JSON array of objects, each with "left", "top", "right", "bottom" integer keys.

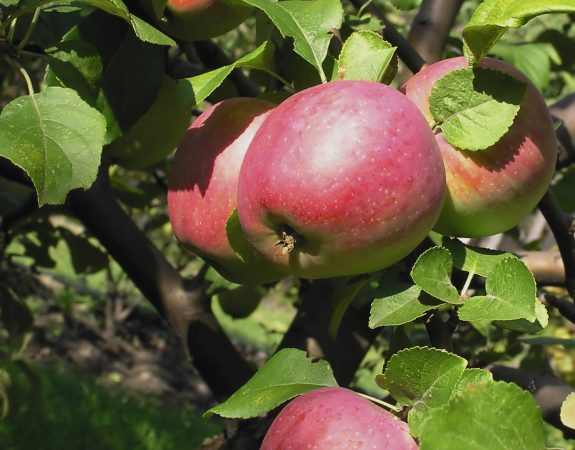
[
  {"left": 167, "top": 98, "right": 284, "bottom": 284},
  {"left": 138, "top": 0, "right": 253, "bottom": 42},
  {"left": 403, "top": 57, "right": 557, "bottom": 237},
  {"left": 236, "top": 80, "right": 446, "bottom": 279},
  {"left": 260, "top": 387, "right": 418, "bottom": 450}
]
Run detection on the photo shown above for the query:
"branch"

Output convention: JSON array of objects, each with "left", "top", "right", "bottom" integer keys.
[
  {"left": 544, "top": 293, "right": 575, "bottom": 324},
  {"left": 349, "top": 0, "right": 426, "bottom": 73},
  {"left": 517, "top": 251, "right": 565, "bottom": 286},
  {"left": 404, "top": 0, "right": 463, "bottom": 77},
  {"left": 66, "top": 164, "right": 254, "bottom": 401},
  {"left": 491, "top": 365, "right": 575, "bottom": 440},
  {"left": 538, "top": 190, "right": 575, "bottom": 301}
]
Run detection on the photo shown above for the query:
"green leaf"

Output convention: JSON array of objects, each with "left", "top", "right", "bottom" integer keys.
[
  {"left": 59, "top": 229, "right": 109, "bottom": 275},
  {"left": 380, "top": 346, "right": 468, "bottom": 436},
  {"left": 490, "top": 42, "right": 561, "bottom": 90},
  {"left": 0, "top": 287, "right": 33, "bottom": 356},
  {"left": 520, "top": 336, "right": 575, "bottom": 348},
  {"left": 226, "top": 209, "right": 263, "bottom": 265},
  {"left": 345, "top": 12, "right": 384, "bottom": 32},
  {"left": 204, "top": 348, "right": 338, "bottom": 419},
  {"left": 430, "top": 67, "right": 527, "bottom": 151},
  {"left": 0, "top": 369, "right": 10, "bottom": 420},
  {"left": 390, "top": 0, "right": 422, "bottom": 10},
  {"left": 186, "top": 41, "right": 275, "bottom": 107},
  {"left": 0, "top": 87, "right": 106, "bottom": 205},
  {"left": 419, "top": 382, "right": 545, "bottom": 450},
  {"left": 328, "top": 276, "right": 371, "bottom": 339},
  {"left": 411, "top": 247, "right": 461, "bottom": 304},
  {"left": 452, "top": 368, "right": 493, "bottom": 397},
  {"left": 458, "top": 257, "right": 537, "bottom": 322},
  {"left": 45, "top": 11, "right": 167, "bottom": 143},
  {"left": 80, "top": 0, "right": 176, "bottom": 46},
  {"left": 561, "top": 392, "right": 575, "bottom": 430},
  {"left": 369, "top": 281, "right": 440, "bottom": 327},
  {"left": 441, "top": 237, "right": 511, "bottom": 278},
  {"left": 337, "top": 31, "right": 396, "bottom": 83},
  {"left": 463, "top": 0, "right": 575, "bottom": 63},
  {"left": 495, "top": 300, "right": 548, "bottom": 333},
  {"left": 243, "top": 0, "right": 343, "bottom": 83}
]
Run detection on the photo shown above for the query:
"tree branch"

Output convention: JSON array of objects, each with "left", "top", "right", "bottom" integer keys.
[
  {"left": 538, "top": 190, "right": 575, "bottom": 301},
  {"left": 407, "top": 0, "right": 463, "bottom": 66},
  {"left": 349, "top": 0, "right": 426, "bottom": 73},
  {"left": 66, "top": 164, "right": 254, "bottom": 401},
  {"left": 551, "top": 93, "right": 575, "bottom": 169}
]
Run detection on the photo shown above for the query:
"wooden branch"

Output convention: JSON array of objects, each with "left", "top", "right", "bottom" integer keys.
[
  {"left": 517, "top": 251, "right": 565, "bottom": 286},
  {"left": 66, "top": 164, "right": 254, "bottom": 401},
  {"left": 349, "top": 0, "right": 426, "bottom": 73},
  {"left": 407, "top": 0, "right": 463, "bottom": 66},
  {"left": 538, "top": 190, "right": 575, "bottom": 301}
]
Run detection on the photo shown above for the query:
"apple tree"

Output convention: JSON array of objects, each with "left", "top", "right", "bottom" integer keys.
[{"left": 2, "top": 0, "right": 575, "bottom": 447}]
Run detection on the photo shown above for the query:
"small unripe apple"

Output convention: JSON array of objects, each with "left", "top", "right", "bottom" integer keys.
[
  {"left": 216, "top": 284, "right": 264, "bottom": 318},
  {"left": 168, "top": 98, "right": 284, "bottom": 284},
  {"left": 106, "top": 76, "right": 192, "bottom": 169},
  {"left": 237, "top": 80, "right": 446, "bottom": 279},
  {"left": 403, "top": 57, "right": 557, "bottom": 237},
  {"left": 261, "top": 387, "right": 418, "bottom": 450},
  {"left": 138, "top": 0, "right": 253, "bottom": 42}
]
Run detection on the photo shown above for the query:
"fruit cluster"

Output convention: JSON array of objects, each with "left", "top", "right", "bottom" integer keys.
[{"left": 168, "top": 57, "right": 557, "bottom": 285}]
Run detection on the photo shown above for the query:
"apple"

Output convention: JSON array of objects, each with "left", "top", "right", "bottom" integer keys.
[
  {"left": 106, "top": 75, "right": 192, "bottom": 169},
  {"left": 168, "top": 97, "right": 284, "bottom": 285},
  {"left": 138, "top": 0, "right": 253, "bottom": 42},
  {"left": 403, "top": 57, "right": 557, "bottom": 237},
  {"left": 260, "top": 387, "right": 418, "bottom": 450},
  {"left": 236, "top": 80, "right": 446, "bottom": 279},
  {"left": 215, "top": 284, "right": 264, "bottom": 318}
]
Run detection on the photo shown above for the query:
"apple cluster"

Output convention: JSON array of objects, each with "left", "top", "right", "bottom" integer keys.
[{"left": 168, "top": 57, "right": 557, "bottom": 284}]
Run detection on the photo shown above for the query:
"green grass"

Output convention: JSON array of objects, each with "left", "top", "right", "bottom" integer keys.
[{"left": 0, "top": 364, "right": 221, "bottom": 450}]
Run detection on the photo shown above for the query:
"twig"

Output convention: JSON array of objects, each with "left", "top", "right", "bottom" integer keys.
[
  {"left": 544, "top": 293, "right": 575, "bottom": 324},
  {"left": 551, "top": 93, "right": 575, "bottom": 169},
  {"left": 538, "top": 190, "right": 575, "bottom": 301},
  {"left": 349, "top": 0, "right": 426, "bottom": 73}
]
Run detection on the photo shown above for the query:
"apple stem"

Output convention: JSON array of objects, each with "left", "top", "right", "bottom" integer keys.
[
  {"left": 275, "top": 231, "right": 296, "bottom": 254},
  {"left": 357, "top": 392, "right": 402, "bottom": 413},
  {"left": 460, "top": 269, "right": 475, "bottom": 298}
]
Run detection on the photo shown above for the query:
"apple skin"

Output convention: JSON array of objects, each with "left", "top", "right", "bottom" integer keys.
[
  {"left": 138, "top": 0, "right": 252, "bottom": 42},
  {"left": 236, "top": 80, "right": 446, "bottom": 279},
  {"left": 260, "top": 387, "right": 418, "bottom": 450},
  {"left": 106, "top": 76, "right": 192, "bottom": 169},
  {"left": 168, "top": 98, "right": 284, "bottom": 285},
  {"left": 403, "top": 57, "right": 557, "bottom": 237}
]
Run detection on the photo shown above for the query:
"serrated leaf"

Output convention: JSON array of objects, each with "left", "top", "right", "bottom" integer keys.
[
  {"left": 337, "top": 31, "right": 396, "bottom": 83},
  {"left": 243, "top": 0, "right": 343, "bottom": 83},
  {"left": 369, "top": 282, "right": 440, "bottom": 327},
  {"left": 419, "top": 382, "right": 545, "bottom": 450},
  {"left": 186, "top": 41, "right": 275, "bottom": 106},
  {"left": 495, "top": 300, "right": 548, "bottom": 333},
  {"left": 561, "top": 392, "right": 575, "bottom": 430},
  {"left": 345, "top": 12, "right": 384, "bottom": 32},
  {"left": 458, "top": 257, "right": 537, "bottom": 322},
  {"left": 441, "top": 237, "right": 511, "bottom": 278},
  {"left": 452, "top": 368, "right": 493, "bottom": 398},
  {"left": 204, "top": 348, "right": 338, "bottom": 419},
  {"left": 0, "top": 87, "right": 106, "bottom": 205},
  {"left": 390, "top": 0, "right": 422, "bottom": 10},
  {"left": 380, "top": 346, "right": 468, "bottom": 436},
  {"left": 80, "top": 0, "right": 176, "bottom": 46},
  {"left": 463, "top": 0, "right": 575, "bottom": 63},
  {"left": 411, "top": 247, "right": 461, "bottom": 304},
  {"left": 430, "top": 67, "right": 527, "bottom": 151}
]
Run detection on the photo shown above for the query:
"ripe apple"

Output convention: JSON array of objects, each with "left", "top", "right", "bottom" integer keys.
[
  {"left": 403, "top": 57, "right": 557, "bottom": 237},
  {"left": 236, "top": 80, "right": 446, "bottom": 279},
  {"left": 168, "top": 97, "right": 284, "bottom": 285},
  {"left": 138, "top": 0, "right": 253, "bottom": 42},
  {"left": 106, "top": 75, "right": 192, "bottom": 169},
  {"left": 260, "top": 387, "right": 418, "bottom": 450}
]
